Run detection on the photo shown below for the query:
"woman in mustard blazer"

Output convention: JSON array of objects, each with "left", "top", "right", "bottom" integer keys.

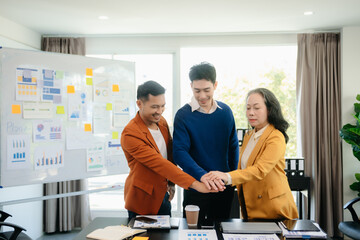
[{"left": 205, "top": 88, "right": 298, "bottom": 220}]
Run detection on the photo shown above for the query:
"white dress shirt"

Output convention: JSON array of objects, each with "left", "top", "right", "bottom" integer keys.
[
  {"left": 148, "top": 127, "right": 167, "bottom": 159},
  {"left": 189, "top": 97, "right": 222, "bottom": 114}
]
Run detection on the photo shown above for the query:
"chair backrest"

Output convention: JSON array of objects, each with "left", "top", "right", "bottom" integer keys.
[
  {"left": 344, "top": 197, "right": 360, "bottom": 223},
  {"left": 338, "top": 197, "right": 360, "bottom": 240},
  {"left": 0, "top": 211, "right": 32, "bottom": 240},
  {"left": 0, "top": 211, "right": 12, "bottom": 223}
]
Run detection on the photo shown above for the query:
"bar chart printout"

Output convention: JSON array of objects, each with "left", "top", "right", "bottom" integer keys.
[
  {"left": 34, "top": 144, "right": 64, "bottom": 170},
  {"left": 7, "top": 135, "right": 31, "bottom": 170}
]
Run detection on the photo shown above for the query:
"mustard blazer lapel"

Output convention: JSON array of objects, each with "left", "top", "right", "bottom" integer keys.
[
  {"left": 243, "top": 125, "right": 276, "bottom": 168},
  {"left": 134, "top": 112, "right": 160, "bottom": 154}
]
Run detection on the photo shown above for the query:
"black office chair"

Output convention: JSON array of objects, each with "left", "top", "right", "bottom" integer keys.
[
  {"left": 338, "top": 197, "right": 360, "bottom": 240},
  {"left": 0, "top": 211, "right": 32, "bottom": 240}
]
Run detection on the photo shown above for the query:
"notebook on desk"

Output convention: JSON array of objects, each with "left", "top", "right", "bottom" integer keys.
[{"left": 221, "top": 221, "right": 282, "bottom": 234}]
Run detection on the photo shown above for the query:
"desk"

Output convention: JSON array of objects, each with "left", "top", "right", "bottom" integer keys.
[
  {"left": 288, "top": 176, "right": 311, "bottom": 219},
  {"left": 74, "top": 217, "right": 189, "bottom": 240},
  {"left": 75, "top": 217, "right": 329, "bottom": 240}
]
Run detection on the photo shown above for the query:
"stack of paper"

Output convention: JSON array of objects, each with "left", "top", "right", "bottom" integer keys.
[
  {"left": 279, "top": 222, "right": 327, "bottom": 239},
  {"left": 86, "top": 225, "right": 146, "bottom": 240}
]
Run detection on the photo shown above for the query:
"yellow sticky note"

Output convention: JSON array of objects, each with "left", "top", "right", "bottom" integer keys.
[
  {"left": 106, "top": 103, "right": 112, "bottom": 111},
  {"left": 112, "top": 84, "right": 120, "bottom": 92},
  {"left": 56, "top": 71, "right": 64, "bottom": 79},
  {"left": 132, "top": 237, "right": 149, "bottom": 240},
  {"left": 112, "top": 131, "right": 119, "bottom": 139},
  {"left": 12, "top": 105, "right": 21, "bottom": 114},
  {"left": 86, "top": 68, "right": 93, "bottom": 76},
  {"left": 56, "top": 106, "right": 65, "bottom": 114},
  {"left": 32, "top": 77, "right": 37, "bottom": 82},
  {"left": 86, "top": 77, "right": 93, "bottom": 85},
  {"left": 84, "top": 123, "right": 92, "bottom": 132},
  {"left": 67, "top": 85, "right": 75, "bottom": 93}
]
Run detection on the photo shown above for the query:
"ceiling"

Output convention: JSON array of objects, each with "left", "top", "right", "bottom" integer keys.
[{"left": 1, "top": 0, "right": 360, "bottom": 36}]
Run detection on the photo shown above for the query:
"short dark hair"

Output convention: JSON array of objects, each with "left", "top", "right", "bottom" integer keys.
[
  {"left": 137, "top": 80, "right": 165, "bottom": 101},
  {"left": 247, "top": 88, "right": 290, "bottom": 143},
  {"left": 189, "top": 62, "right": 216, "bottom": 84}
]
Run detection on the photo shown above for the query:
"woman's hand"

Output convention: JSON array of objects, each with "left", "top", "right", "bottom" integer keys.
[{"left": 204, "top": 171, "right": 229, "bottom": 184}]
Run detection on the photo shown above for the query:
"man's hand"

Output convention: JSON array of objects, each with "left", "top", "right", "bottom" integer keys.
[
  {"left": 167, "top": 184, "right": 176, "bottom": 201},
  {"left": 200, "top": 174, "right": 226, "bottom": 191},
  {"left": 189, "top": 181, "right": 222, "bottom": 193}
]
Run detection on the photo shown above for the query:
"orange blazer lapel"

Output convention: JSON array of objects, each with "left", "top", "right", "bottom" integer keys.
[{"left": 134, "top": 112, "right": 160, "bottom": 153}]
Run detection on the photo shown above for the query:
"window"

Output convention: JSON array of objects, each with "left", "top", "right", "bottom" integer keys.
[
  {"left": 87, "top": 45, "right": 298, "bottom": 217},
  {"left": 180, "top": 46, "right": 298, "bottom": 157},
  {"left": 87, "top": 54, "right": 175, "bottom": 216}
]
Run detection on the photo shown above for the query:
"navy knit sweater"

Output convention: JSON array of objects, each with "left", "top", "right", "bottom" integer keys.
[{"left": 173, "top": 101, "right": 239, "bottom": 181}]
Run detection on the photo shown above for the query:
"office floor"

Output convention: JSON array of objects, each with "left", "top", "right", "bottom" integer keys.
[{"left": 36, "top": 230, "right": 81, "bottom": 240}]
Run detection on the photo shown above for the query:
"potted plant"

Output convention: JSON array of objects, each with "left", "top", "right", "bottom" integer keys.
[{"left": 340, "top": 94, "right": 360, "bottom": 196}]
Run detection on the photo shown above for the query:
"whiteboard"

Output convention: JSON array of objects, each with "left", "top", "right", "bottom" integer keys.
[{"left": 0, "top": 47, "right": 135, "bottom": 187}]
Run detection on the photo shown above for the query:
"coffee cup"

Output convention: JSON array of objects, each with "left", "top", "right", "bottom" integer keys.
[{"left": 185, "top": 205, "right": 200, "bottom": 229}]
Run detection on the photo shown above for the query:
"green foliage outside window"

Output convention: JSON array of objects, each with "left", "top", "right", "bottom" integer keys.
[{"left": 217, "top": 68, "right": 297, "bottom": 157}]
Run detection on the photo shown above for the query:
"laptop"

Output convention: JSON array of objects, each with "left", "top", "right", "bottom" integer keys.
[{"left": 221, "top": 221, "right": 282, "bottom": 234}]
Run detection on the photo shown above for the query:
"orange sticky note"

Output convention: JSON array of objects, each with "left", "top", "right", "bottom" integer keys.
[
  {"left": 17, "top": 76, "right": 22, "bottom": 81},
  {"left": 86, "top": 77, "right": 93, "bottom": 85},
  {"left": 12, "top": 105, "right": 21, "bottom": 114},
  {"left": 86, "top": 68, "right": 93, "bottom": 76},
  {"left": 132, "top": 237, "right": 149, "bottom": 240},
  {"left": 106, "top": 103, "right": 112, "bottom": 111},
  {"left": 67, "top": 85, "right": 75, "bottom": 93},
  {"left": 84, "top": 123, "right": 92, "bottom": 132},
  {"left": 112, "top": 84, "right": 120, "bottom": 92}
]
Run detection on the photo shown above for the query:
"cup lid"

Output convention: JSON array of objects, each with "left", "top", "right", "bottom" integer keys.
[{"left": 185, "top": 205, "right": 200, "bottom": 211}]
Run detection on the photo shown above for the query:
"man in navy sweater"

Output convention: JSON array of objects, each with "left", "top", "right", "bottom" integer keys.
[{"left": 173, "top": 62, "right": 239, "bottom": 225}]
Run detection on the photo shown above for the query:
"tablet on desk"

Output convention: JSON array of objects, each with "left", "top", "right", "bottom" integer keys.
[
  {"left": 281, "top": 219, "right": 320, "bottom": 232},
  {"left": 221, "top": 221, "right": 282, "bottom": 234}
]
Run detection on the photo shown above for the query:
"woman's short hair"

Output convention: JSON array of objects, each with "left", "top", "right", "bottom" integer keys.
[{"left": 247, "top": 88, "right": 289, "bottom": 143}]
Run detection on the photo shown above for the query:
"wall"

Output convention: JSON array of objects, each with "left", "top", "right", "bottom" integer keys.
[
  {"left": 0, "top": 15, "right": 41, "bottom": 50},
  {"left": 0, "top": 17, "right": 43, "bottom": 239},
  {"left": 341, "top": 26, "right": 360, "bottom": 221}
]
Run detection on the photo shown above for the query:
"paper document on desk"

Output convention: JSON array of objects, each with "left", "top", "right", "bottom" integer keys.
[
  {"left": 178, "top": 229, "right": 217, "bottom": 240},
  {"left": 223, "top": 233, "right": 280, "bottom": 240},
  {"left": 279, "top": 222, "right": 327, "bottom": 238},
  {"left": 133, "top": 215, "right": 171, "bottom": 229},
  {"left": 86, "top": 225, "right": 146, "bottom": 240}
]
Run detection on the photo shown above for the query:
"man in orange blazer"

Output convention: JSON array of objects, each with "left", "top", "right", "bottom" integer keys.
[{"left": 121, "top": 81, "right": 221, "bottom": 219}]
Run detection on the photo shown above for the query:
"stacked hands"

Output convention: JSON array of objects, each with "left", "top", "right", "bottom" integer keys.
[{"left": 189, "top": 171, "right": 230, "bottom": 193}]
